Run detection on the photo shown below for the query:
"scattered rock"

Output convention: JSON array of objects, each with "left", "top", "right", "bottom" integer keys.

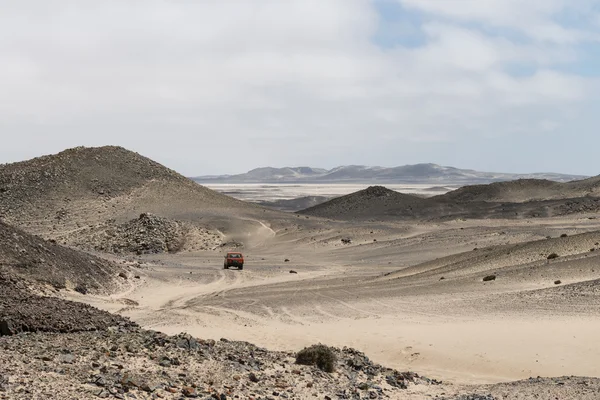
[
  {"left": 74, "top": 285, "right": 88, "bottom": 295},
  {"left": 182, "top": 386, "right": 198, "bottom": 398},
  {"left": 482, "top": 275, "right": 496, "bottom": 282}
]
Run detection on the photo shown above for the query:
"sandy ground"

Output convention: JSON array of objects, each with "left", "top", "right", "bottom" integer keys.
[{"left": 67, "top": 214, "right": 600, "bottom": 387}]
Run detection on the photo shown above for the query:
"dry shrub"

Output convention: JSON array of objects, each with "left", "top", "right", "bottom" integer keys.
[{"left": 296, "top": 344, "right": 336, "bottom": 373}]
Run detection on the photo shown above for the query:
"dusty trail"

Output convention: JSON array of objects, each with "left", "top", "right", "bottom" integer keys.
[{"left": 68, "top": 216, "right": 600, "bottom": 385}]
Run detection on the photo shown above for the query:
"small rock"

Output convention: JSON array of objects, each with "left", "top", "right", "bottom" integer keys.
[
  {"left": 58, "top": 354, "right": 76, "bottom": 364},
  {"left": 182, "top": 386, "right": 198, "bottom": 398},
  {"left": 74, "top": 285, "right": 88, "bottom": 295}
]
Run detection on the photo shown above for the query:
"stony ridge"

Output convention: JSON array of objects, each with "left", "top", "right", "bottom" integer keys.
[
  {"left": 0, "top": 146, "right": 269, "bottom": 244},
  {"left": 0, "top": 274, "right": 135, "bottom": 336},
  {"left": 437, "top": 179, "right": 561, "bottom": 203},
  {"left": 62, "top": 213, "right": 223, "bottom": 255},
  {"left": 299, "top": 186, "right": 427, "bottom": 219},
  {"left": 299, "top": 183, "right": 600, "bottom": 221},
  {"left": 0, "top": 327, "right": 445, "bottom": 399},
  {"left": 0, "top": 219, "right": 124, "bottom": 292}
]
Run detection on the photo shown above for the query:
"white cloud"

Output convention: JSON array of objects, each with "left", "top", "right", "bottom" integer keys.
[
  {"left": 398, "top": 0, "right": 599, "bottom": 43},
  {"left": 0, "top": 0, "right": 598, "bottom": 174}
]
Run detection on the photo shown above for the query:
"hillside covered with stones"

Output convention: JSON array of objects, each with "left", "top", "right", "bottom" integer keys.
[
  {"left": 0, "top": 146, "right": 272, "bottom": 240},
  {"left": 299, "top": 184, "right": 600, "bottom": 221},
  {"left": 62, "top": 213, "right": 223, "bottom": 255},
  {"left": 0, "top": 330, "right": 448, "bottom": 399},
  {"left": 0, "top": 219, "right": 125, "bottom": 293}
]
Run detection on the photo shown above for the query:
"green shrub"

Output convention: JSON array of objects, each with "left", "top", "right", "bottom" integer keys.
[{"left": 295, "top": 344, "right": 336, "bottom": 373}]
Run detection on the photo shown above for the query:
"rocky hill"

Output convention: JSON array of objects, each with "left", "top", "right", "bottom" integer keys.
[
  {"left": 299, "top": 178, "right": 600, "bottom": 221},
  {"left": 0, "top": 219, "right": 126, "bottom": 293},
  {"left": 64, "top": 212, "right": 223, "bottom": 255},
  {"left": 0, "top": 274, "right": 135, "bottom": 336},
  {"left": 0, "top": 218, "right": 136, "bottom": 337},
  {"left": 0, "top": 146, "right": 282, "bottom": 250},
  {"left": 298, "top": 186, "right": 430, "bottom": 219},
  {"left": 439, "top": 176, "right": 600, "bottom": 203},
  {"left": 298, "top": 186, "right": 474, "bottom": 220}
]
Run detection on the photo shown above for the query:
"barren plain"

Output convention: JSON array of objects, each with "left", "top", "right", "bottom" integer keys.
[
  {"left": 2, "top": 146, "right": 600, "bottom": 399},
  {"left": 74, "top": 215, "right": 600, "bottom": 385}
]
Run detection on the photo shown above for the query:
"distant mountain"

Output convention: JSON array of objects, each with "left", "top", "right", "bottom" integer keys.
[
  {"left": 192, "top": 163, "right": 587, "bottom": 184},
  {"left": 195, "top": 167, "right": 328, "bottom": 182}
]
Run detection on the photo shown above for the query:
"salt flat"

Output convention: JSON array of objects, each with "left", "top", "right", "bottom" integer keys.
[{"left": 201, "top": 183, "right": 458, "bottom": 203}]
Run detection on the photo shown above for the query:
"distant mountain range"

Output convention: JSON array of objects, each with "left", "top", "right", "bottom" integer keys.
[{"left": 192, "top": 164, "right": 587, "bottom": 184}]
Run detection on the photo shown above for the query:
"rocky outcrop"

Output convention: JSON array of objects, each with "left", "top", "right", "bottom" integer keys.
[
  {"left": 0, "top": 220, "right": 124, "bottom": 293},
  {"left": 0, "top": 329, "right": 440, "bottom": 399},
  {"left": 0, "top": 274, "right": 135, "bottom": 336}
]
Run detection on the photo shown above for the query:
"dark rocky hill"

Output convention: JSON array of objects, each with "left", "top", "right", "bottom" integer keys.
[
  {"left": 0, "top": 146, "right": 283, "bottom": 249},
  {"left": 299, "top": 183, "right": 600, "bottom": 221},
  {"left": 0, "top": 219, "right": 125, "bottom": 293},
  {"left": 438, "top": 176, "right": 600, "bottom": 203},
  {"left": 298, "top": 186, "right": 439, "bottom": 219},
  {"left": 0, "top": 219, "right": 135, "bottom": 336}
]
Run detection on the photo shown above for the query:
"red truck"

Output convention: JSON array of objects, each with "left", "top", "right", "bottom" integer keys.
[{"left": 223, "top": 252, "right": 244, "bottom": 270}]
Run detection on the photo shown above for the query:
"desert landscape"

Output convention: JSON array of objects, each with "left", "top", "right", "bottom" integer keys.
[{"left": 2, "top": 146, "right": 600, "bottom": 399}]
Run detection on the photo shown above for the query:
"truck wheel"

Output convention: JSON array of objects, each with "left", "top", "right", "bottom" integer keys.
[
  {"left": 224, "top": 264, "right": 228, "bottom": 269},
  {"left": 239, "top": 265, "right": 243, "bottom": 270}
]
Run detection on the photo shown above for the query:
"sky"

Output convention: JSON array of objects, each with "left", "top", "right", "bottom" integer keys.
[{"left": 1, "top": 0, "right": 599, "bottom": 176}]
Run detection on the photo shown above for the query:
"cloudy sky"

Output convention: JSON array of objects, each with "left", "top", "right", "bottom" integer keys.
[{"left": 1, "top": 0, "right": 599, "bottom": 176}]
